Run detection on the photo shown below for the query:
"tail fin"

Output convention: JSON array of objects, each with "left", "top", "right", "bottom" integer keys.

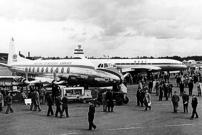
[
  {"left": 7, "top": 37, "right": 31, "bottom": 65},
  {"left": 73, "top": 45, "right": 86, "bottom": 59}
]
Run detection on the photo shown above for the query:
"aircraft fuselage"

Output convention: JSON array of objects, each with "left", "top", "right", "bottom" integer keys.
[{"left": 9, "top": 59, "right": 122, "bottom": 87}]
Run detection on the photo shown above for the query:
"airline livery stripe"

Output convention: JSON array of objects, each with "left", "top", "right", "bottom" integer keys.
[
  {"left": 115, "top": 63, "right": 182, "bottom": 65},
  {"left": 12, "top": 65, "right": 95, "bottom": 69}
]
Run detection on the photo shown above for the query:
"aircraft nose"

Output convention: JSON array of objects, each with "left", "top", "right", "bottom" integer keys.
[{"left": 183, "top": 64, "right": 187, "bottom": 69}]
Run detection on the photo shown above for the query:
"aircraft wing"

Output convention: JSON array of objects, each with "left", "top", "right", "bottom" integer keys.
[
  {"left": 0, "top": 76, "right": 22, "bottom": 79},
  {"left": 0, "top": 76, "right": 26, "bottom": 87},
  {"left": 121, "top": 66, "right": 161, "bottom": 73},
  {"left": 0, "top": 63, "right": 10, "bottom": 68}
]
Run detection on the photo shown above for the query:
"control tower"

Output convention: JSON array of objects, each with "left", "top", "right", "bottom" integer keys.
[{"left": 73, "top": 45, "right": 85, "bottom": 58}]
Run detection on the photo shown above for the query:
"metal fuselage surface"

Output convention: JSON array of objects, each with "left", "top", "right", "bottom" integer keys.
[
  {"left": 90, "top": 59, "right": 187, "bottom": 72},
  {"left": 9, "top": 59, "right": 122, "bottom": 87}
]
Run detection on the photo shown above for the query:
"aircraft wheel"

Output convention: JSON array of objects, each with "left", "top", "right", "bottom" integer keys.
[
  {"left": 116, "top": 98, "right": 123, "bottom": 106},
  {"left": 123, "top": 96, "right": 129, "bottom": 104}
]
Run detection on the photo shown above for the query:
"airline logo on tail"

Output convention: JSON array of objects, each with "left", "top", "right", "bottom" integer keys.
[{"left": 13, "top": 54, "right": 17, "bottom": 62}]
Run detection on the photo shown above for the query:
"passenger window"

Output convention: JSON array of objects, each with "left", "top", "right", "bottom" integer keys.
[
  {"left": 55, "top": 67, "right": 58, "bottom": 73},
  {"left": 67, "top": 67, "right": 70, "bottom": 73},
  {"left": 29, "top": 67, "right": 31, "bottom": 72},
  {"left": 46, "top": 67, "right": 48, "bottom": 73},
  {"left": 61, "top": 67, "right": 64, "bottom": 73},
  {"left": 32, "top": 67, "right": 35, "bottom": 72},
  {"left": 41, "top": 67, "right": 44, "bottom": 73},
  {"left": 25, "top": 67, "right": 28, "bottom": 72},
  {"left": 104, "top": 63, "right": 108, "bottom": 68},
  {"left": 37, "top": 67, "right": 39, "bottom": 72}
]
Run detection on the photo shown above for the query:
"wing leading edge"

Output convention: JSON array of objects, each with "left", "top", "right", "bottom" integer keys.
[{"left": 121, "top": 66, "right": 161, "bottom": 73}]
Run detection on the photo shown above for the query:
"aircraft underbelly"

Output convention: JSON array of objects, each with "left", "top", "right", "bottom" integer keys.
[{"left": 9, "top": 66, "right": 121, "bottom": 87}]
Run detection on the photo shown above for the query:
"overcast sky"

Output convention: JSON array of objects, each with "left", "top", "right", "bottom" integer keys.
[{"left": 0, "top": 0, "right": 202, "bottom": 58}]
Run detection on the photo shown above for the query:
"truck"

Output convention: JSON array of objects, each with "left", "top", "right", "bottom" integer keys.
[
  {"left": 59, "top": 86, "right": 92, "bottom": 103},
  {"left": 95, "top": 83, "right": 129, "bottom": 106}
]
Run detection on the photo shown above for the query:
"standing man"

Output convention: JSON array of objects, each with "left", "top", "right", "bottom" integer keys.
[
  {"left": 190, "top": 94, "right": 199, "bottom": 119},
  {"left": 155, "top": 80, "right": 160, "bottom": 96},
  {"left": 46, "top": 93, "right": 54, "bottom": 116},
  {"left": 136, "top": 89, "right": 141, "bottom": 106},
  {"left": 148, "top": 81, "right": 153, "bottom": 94},
  {"left": 88, "top": 101, "right": 97, "bottom": 130},
  {"left": 39, "top": 86, "right": 46, "bottom": 105},
  {"left": 34, "top": 90, "right": 42, "bottom": 112},
  {"left": 0, "top": 91, "right": 3, "bottom": 112},
  {"left": 102, "top": 91, "right": 107, "bottom": 112},
  {"left": 61, "top": 93, "right": 69, "bottom": 117},
  {"left": 30, "top": 90, "right": 36, "bottom": 111},
  {"left": 188, "top": 80, "right": 194, "bottom": 96},
  {"left": 168, "top": 82, "right": 173, "bottom": 98},
  {"left": 182, "top": 91, "right": 189, "bottom": 113},
  {"left": 55, "top": 95, "right": 62, "bottom": 118},
  {"left": 159, "top": 84, "right": 163, "bottom": 101},
  {"left": 52, "top": 84, "right": 57, "bottom": 103},
  {"left": 106, "top": 90, "right": 114, "bottom": 112},
  {"left": 180, "top": 81, "right": 185, "bottom": 96},
  {"left": 5, "top": 92, "right": 14, "bottom": 114},
  {"left": 164, "top": 83, "right": 169, "bottom": 101},
  {"left": 171, "top": 91, "right": 180, "bottom": 113}
]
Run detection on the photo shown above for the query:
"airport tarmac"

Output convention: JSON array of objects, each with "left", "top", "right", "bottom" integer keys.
[{"left": 0, "top": 78, "right": 202, "bottom": 135}]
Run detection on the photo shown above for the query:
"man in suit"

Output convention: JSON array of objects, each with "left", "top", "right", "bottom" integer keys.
[
  {"left": 88, "top": 101, "right": 96, "bottom": 130},
  {"left": 172, "top": 91, "right": 180, "bottom": 113},
  {"left": 188, "top": 80, "right": 194, "bottom": 96},
  {"left": 182, "top": 91, "right": 189, "bottom": 113},
  {"left": 61, "top": 93, "right": 69, "bottom": 117},
  {"left": 0, "top": 91, "right": 3, "bottom": 112},
  {"left": 190, "top": 94, "right": 199, "bottom": 119},
  {"left": 55, "top": 95, "right": 62, "bottom": 118},
  {"left": 46, "top": 93, "right": 54, "bottom": 116},
  {"left": 106, "top": 90, "right": 114, "bottom": 112},
  {"left": 5, "top": 92, "right": 14, "bottom": 114},
  {"left": 34, "top": 90, "right": 42, "bottom": 112}
]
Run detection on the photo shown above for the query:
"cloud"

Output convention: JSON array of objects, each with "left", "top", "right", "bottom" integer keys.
[
  {"left": 90, "top": 35, "right": 99, "bottom": 40},
  {"left": 1, "top": 0, "right": 202, "bottom": 57},
  {"left": 75, "top": 0, "right": 202, "bottom": 40},
  {"left": 62, "top": 27, "right": 74, "bottom": 31},
  {"left": 0, "top": 0, "right": 80, "bottom": 21}
]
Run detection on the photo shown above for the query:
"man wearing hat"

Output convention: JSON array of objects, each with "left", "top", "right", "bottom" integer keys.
[
  {"left": 88, "top": 100, "right": 97, "bottom": 130},
  {"left": 182, "top": 91, "right": 189, "bottom": 113},
  {"left": 190, "top": 94, "right": 199, "bottom": 119}
]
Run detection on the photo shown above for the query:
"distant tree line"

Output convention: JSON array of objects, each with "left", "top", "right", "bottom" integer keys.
[{"left": 2, "top": 53, "right": 202, "bottom": 62}]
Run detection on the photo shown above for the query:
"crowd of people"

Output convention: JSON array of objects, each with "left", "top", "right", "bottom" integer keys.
[
  {"left": 135, "top": 69, "right": 201, "bottom": 120},
  {"left": 0, "top": 69, "right": 202, "bottom": 131}
]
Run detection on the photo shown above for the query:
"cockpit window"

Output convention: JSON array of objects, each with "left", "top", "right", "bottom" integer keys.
[{"left": 104, "top": 63, "right": 108, "bottom": 68}]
